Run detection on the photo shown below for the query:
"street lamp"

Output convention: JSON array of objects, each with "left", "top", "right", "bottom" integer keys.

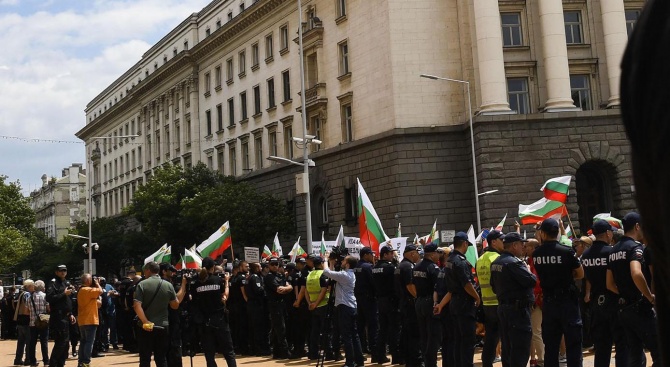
[
  {"left": 420, "top": 73, "right": 482, "bottom": 233},
  {"left": 478, "top": 189, "right": 499, "bottom": 197}
]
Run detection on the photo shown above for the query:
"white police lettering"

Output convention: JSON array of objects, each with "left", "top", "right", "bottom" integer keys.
[
  {"left": 491, "top": 264, "right": 504, "bottom": 272},
  {"left": 609, "top": 251, "right": 626, "bottom": 261},
  {"left": 534, "top": 256, "right": 562, "bottom": 265},
  {"left": 372, "top": 268, "right": 384, "bottom": 274},
  {"left": 582, "top": 258, "right": 607, "bottom": 267},
  {"left": 196, "top": 284, "right": 221, "bottom": 293},
  {"left": 413, "top": 271, "right": 427, "bottom": 278}
]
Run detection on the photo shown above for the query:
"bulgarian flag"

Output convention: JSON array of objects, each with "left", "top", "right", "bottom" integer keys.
[
  {"left": 357, "top": 178, "right": 389, "bottom": 255},
  {"left": 518, "top": 198, "right": 567, "bottom": 225},
  {"left": 541, "top": 176, "right": 571, "bottom": 203},
  {"left": 196, "top": 221, "right": 232, "bottom": 259},
  {"left": 426, "top": 219, "right": 438, "bottom": 244},
  {"left": 319, "top": 232, "right": 327, "bottom": 257},
  {"left": 175, "top": 255, "right": 186, "bottom": 270},
  {"left": 272, "top": 233, "right": 283, "bottom": 256},
  {"left": 183, "top": 247, "right": 202, "bottom": 269},
  {"left": 495, "top": 214, "right": 507, "bottom": 231},
  {"left": 335, "top": 225, "right": 346, "bottom": 251},
  {"left": 465, "top": 225, "right": 478, "bottom": 267},
  {"left": 593, "top": 213, "right": 623, "bottom": 229},
  {"left": 565, "top": 225, "right": 573, "bottom": 239},
  {"left": 396, "top": 223, "right": 402, "bottom": 238},
  {"left": 145, "top": 244, "right": 170, "bottom": 264},
  {"left": 290, "top": 237, "right": 306, "bottom": 263},
  {"left": 262, "top": 245, "right": 272, "bottom": 259}
]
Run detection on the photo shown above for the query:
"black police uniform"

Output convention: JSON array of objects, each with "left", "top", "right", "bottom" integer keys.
[
  {"left": 490, "top": 251, "right": 537, "bottom": 367},
  {"left": 581, "top": 240, "right": 628, "bottom": 367},
  {"left": 372, "top": 259, "right": 399, "bottom": 363},
  {"left": 46, "top": 277, "right": 73, "bottom": 367},
  {"left": 165, "top": 279, "right": 183, "bottom": 367},
  {"left": 354, "top": 257, "right": 378, "bottom": 355},
  {"left": 532, "top": 240, "right": 582, "bottom": 367},
  {"left": 286, "top": 266, "right": 307, "bottom": 357},
  {"left": 191, "top": 274, "right": 237, "bottom": 367},
  {"left": 395, "top": 257, "right": 422, "bottom": 367},
  {"left": 264, "top": 269, "right": 291, "bottom": 359},
  {"left": 413, "top": 257, "right": 441, "bottom": 367},
  {"left": 642, "top": 246, "right": 653, "bottom": 289},
  {"left": 434, "top": 266, "right": 453, "bottom": 367},
  {"left": 229, "top": 271, "right": 249, "bottom": 355},
  {"left": 294, "top": 265, "right": 311, "bottom": 358},
  {"left": 445, "top": 249, "right": 478, "bottom": 367},
  {"left": 608, "top": 236, "right": 660, "bottom": 366},
  {"left": 245, "top": 272, "right": 270, "bottom": 355}
]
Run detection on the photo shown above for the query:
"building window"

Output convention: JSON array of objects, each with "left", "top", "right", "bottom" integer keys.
[
  {"left": 570, "top": 74, "right": 592, "bottom": 111},
  {"left": 341, "top": 103, "right": 353, "bottom": 142},
  {"left": 265, "top": 34, "right": 273, "bottom": 59},
  {"left": 338, "top": 41, "right": 349, "bottom": 75},
  {"left": 228, "top": 98, "right": 235, "bottom": 126},
  {"left": 240, "top": 2, "right": 245, "bottom": 12},
  {"left": 186, "top": 119, "right": 192, "bottom": 143},
  {"left": 205, "top": 28, "right": 211, "bottom": 37},
  {"left": 564, "top": 11, "right": 583, "bottom": 45},
  {"left": 344, "top": 186, "right": 357, "bottom": 222},
  {"left": 310, "top": 116, "right": 322, "bottom": 151},
  {"left": 252, "top": 43, "right": 260, "bottom": 67},
  {"left": 239, "top": 51, "right": 246, "bottom": 75},
  {"left": 284, "top": 124, "right": 293, "bottom": 158},
  {"left": 254, "top": 134, "right": 263, "bottom": 169},
  {"left": 206, "top": 110, "right": 212, "bottom": 135},
  {"left": 626, "top": 9, "right": 640, "bottom": 37},
  {"left": 184, "top": 40, "right": 189, "bottom": 50},
  {"left": 173, "top": 48, "right": 178, "bottom": 57},
  {"left": 507, "top": 78, "right": 530, "bottom": 114},
  {"left": 217, "top": 149, "right": 224, "bottom": 173},
  {"left": 241, "top": 140, "right": 250, "bottom": 170},
  {"left": 501, "top": 13, "right": 523, "bottom": 47},
  {"left": 217, "top": 104, "right": 223, "bottom": 131},
  {"left": 175, "top": 124, "right": 180, "bottom": 150},
  {"left": 282, "top": 70, "right": 291, "bottom": 102},
  {"left": 267, "top": 78, "right": 276, "bottom": 108},
  {"left": 228, "top": 12, "right": 233, "bottom": 21},
  {"left": 138, "top": 147, "right": 142, "bottom": 166},
  {"left": 269, "top": 130, "right": 278, "bottom": 158},
  {"left": 229, "top": 146, "right": 237, "bottom": 175},
  {"left": 215, "top": 66, "right": 222, "bottom": 88},
  {"left": 216, "top": 19, "right": 222, "bottom": 29},
  {"left": 253, "top": 85, "right": 261, "bottom": 115},
  {"left": 204, "top": 72, "right": 211, "bottom": 94},
  {"left": 240, "top": 92, "right": 248, "bottom": 120},
  {"left": 337, "top": 0, "right": 347, "bottom": 18},
  {"left": 156, "top": 131, "right": 161, "bottom": 156},
  {"left": 226, "top": 58, "right": 233, "bottom": 82},
  {"left": 280, "top": 24, "right": 289, "bottom": 51}
]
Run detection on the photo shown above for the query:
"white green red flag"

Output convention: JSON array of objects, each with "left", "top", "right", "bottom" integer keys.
[
  {"left": 145, "top": 244, "right": 170, "bottom": 264},
  {"left": 465, "top": 225, "right": 478, "bottom": 267},
  {"left": 289, "top": 237, "right": 306, "bottom": 263},
  {"left": 413, "top": 234, "right": 419, "bottom": 245},
  {"left": 357, "top": 178, "right": 390, "bottom": 255},
  {"left": 335, "top": 225, "right": 346, "bottom": 252},
  {"left": 565, "top": 225, "right": 573, "bottom": 239},
  {"left": 320, "top": 232, "right": 327, "bottom": 257},
  {"left": 196, "top": 221, "right": 232, "bottom": 259},
  {"left": 541, "top": 176, "right": 571, "bottom": 203},
  {"left": 183, "top": 247, "right": 202, "bottom": 269},
  {"left": 425, "top": 220, "right": 438, "bottom": 244},
  {"left": 593, "top": 213, "right": 623, "bottom": 229},
  {"left": 262, "top": 245, "right": 272, "bottom": 259},
  {"left": 272, "top": 233, "right": 283, "bottom": 257},
  {"left": 518, "top": 198, "right": 567, "bottom": 225},
  {"left": 396, "top": 223, "right": 402, "bottom": 238},
  {"left": 175, "top": 255, "right": 186, "bottom": 270},
  {"left": 495, "top": 214, "right": 507, "bottom": 231}
]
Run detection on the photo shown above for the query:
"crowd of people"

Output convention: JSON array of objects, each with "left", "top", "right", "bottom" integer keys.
[{"left": 0, "top": 210, "right": 659, "bottom": 367}]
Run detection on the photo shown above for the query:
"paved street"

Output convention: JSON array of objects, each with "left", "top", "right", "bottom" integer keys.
[{"left": 1, "top": 338, "right": 649, "bottom": 367}]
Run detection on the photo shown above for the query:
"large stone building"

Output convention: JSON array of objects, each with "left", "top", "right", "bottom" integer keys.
[
  {"left": 76, "top": 0, "right": 644, "bottom": 245},
  {"left": 29, "top": 164, "right": 88, "bottom": 241}
]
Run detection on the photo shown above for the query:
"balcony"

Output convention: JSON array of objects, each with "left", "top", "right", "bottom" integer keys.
[
  {"left": 293, "top": 20, "right": 324, "bottom": 49},
  {"left": 298, "top": 83, "right": 327, "bottom": 111}
]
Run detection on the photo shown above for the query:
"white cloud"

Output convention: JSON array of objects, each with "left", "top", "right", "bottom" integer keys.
[{"left": 0, "top": 0, "right": 210, "bottom": 193}]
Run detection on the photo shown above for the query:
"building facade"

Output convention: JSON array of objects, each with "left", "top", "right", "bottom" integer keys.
[
  {"left": 77, "top": 0, "right": 644, "bottom": 245},
  {"left": 29, "top": 164, "right": 88, "bottom": 242}
]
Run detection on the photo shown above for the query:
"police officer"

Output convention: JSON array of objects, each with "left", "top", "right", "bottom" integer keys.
[
  {"left": 532, "top": 218, "right": 584, "bottom": 367},
  {"left": 433, "top": 247, "right": 453, "bottom": 367},
  {"left": 491, "top": 232, "right": 537, "bottom": 367},
  {"left": 372, "top": 245, "right": 399, "bottom": 364},
  {"left": 264, "top": 257, "right": 293, "bottom": 359},
  {"left": 413, "top": 243, "right": 442, "bottom": 367},
  {"left": 606, "top": 212, "right": 659, "bottom": 366},
  {"left": 476, "top": 230, "right": 504, "bottom": 367},
  {"left": 160, "top": 263, "right": 183, "bottom": 367},
  {"left": 245, "top": 263, "right": 270, "bottom": 356},
  {"left": 395, "top": 244, "right": 422, "bottom": 367},
  {"left": 581, "top": 220, "right": 628, "bottom": 367},
  {"left": 354, "top": 247, "right": 378, "bottom": 358},
  {"left": 229, "top": 260, "right": 250, "bottom": 355},
  {"left": 446, "top": 232, "right": 480, "bottom": 367},
  {"left": 46, "top": 264, "right": 75, "bottom": 367}
]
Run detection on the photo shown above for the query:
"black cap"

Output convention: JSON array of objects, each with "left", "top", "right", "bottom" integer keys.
[
  {"left": 296, "top": 257, "right": 306, "bottom": 264},
  {"left": 404, "top": 244, "right": 418, "bottom": 254},
  {"left": 592, "top": 219, "right": 616, "bottom": 235},
  {"left": 159, "top": 262, "right": 178, "bottom": 272},
  {"left": 360, "top": 247, "right": 373, "bottom": 257},
  {"left": 202, "top": 257, "right": 216, "bottom": 269},
  {"left": 502, "top": 232, "right": 528, "bottom": 244},
  {"left": 268, "top": 257, "right": 280, "bottom": 265},
  {"left": 286, "top": 262, "right": 296, "bottom": 270},
  {"left": 424, "top": 243, "right": 438, "bottom": 253},
  {"left": 379, "top": 246, "right": 394, "bottom": 256},
  {"left": 622, "top": 212, "right": 641, "bottom": 232},
  {"left": 57, "top": 264, "right": 67, "bottom": 271},
  {"left": 312, "top": 256, "right": 323, "bottom": 265},
  {"left": 486, "top": 230, "right": 504, "bottom": 243},
  {"left": 454, "top": 232, "right": 472, "bottom": 245},
  {"left": 540, "top": 218, "right": 559, "bottom": 232}
]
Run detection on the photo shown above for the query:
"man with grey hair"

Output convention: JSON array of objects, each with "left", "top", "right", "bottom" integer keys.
[{"left": 28, "top": 280, "right": 50, "bottom": 367}]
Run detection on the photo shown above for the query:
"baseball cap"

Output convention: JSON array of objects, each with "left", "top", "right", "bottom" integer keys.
[
  {"left": 423, "top": 243, "right": 438, "bottom": 253},
  {"left": 159, "top": 262, "right": 178, "bottom": 272},
  {"left": 268, "top": 257, "right": 280, "bottom": 265},
  {"left": 360, "top": 247, "right": 373, "bottom": 257},
  {"left": 202, "top": 257, "right": 216, "bottom": 269},
  {"left": 486, "top": 230, "right": 504, "bottom": 243},
  {"left": 312, "top": 256, "right": 323, "bottom": 265},
  {"left": 404, "top": 244, "right": 418, "bottom": 254},
  {"left": 57, "top": 264, "right": 67, "bottom": 271},
  {"left": 379, "top": 246, "right": 394, "bottom": 257},
  {"left": 454, "top": 232, "right": 473, "bottom": 246},
  {"left": 502, "top": 232, "right": 528, "bottom": 244},
  {"left": 622, "top": 212, "right": 641, "bottom": 232},
  {"left": 540, "top": 218, "right": 559, "bottom": 232},
  {"left": 296, "top": 257, "right": 306, "bottom": 264},
  {"left": 592, "top": 219, "right": 616, "bottom": 235}
]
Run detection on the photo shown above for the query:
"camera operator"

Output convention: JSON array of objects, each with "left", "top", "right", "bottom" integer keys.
[
  {"left": 47, "top": 264, "right": 77, "bottom": 367},
  {"left": 191, "top": 257, "right": 237, "bottom": 367},
  {"left": 323, "top": 254, "right": 365, "bottom": 367},
  {"left": 160, "top": 263, "right": 183, "bottom": 367},
  {"left": 77, "top": 274, "right": 104, "bottom": 367}
]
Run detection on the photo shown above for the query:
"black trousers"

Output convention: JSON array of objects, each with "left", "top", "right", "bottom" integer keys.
[
  {"left": 541, "top": 297, "right": 582, "bottom": 367},
  {"left": 449, "top": 294, "right": 477, "bottom": 367},
  {"left": 198, "top": 316, "right": 237, "bottom": 367},
  {"left": 355, "top": 294, "right": 378, "bottom": 354},
  {"left": 618, "top": 301, "right": 660, "bottom": 367},
  {"left": 498, "top": 304, "right": 532, "bottom": 367},
  {"left": 376, "top": 297, "right": 400, "bottom": 360},
  {"left": 481, "top": 305, "right": 500, "bottom": 367},
  {"left": 415, "top": 297, "right": 441, "bottom": 367},
  {"left": 590, "top": 295, "right": 628, "bottom": 367},
  {"left": 400, "top": 299, "right": 423, "bottom": 367},
  {"left": 268, "top": 300, "right": 290, "bottom": 357},
  {"left": 437, "top": 307, "right": 453, "bottom": 367},
  {"left": 48, "top": 315, "right": 69, "bottom": 367},
  {"left": 288, "top": 301, "right": 309, "bottom": 354},
  {"left": 137, "top": 326, "right": 169, "bottom": 367},
  {"left": 248, "top": 300, "right": 270, "bottom": 355},
  {"left": 309, "top": 305, "right": 333, "bottom": 359}
]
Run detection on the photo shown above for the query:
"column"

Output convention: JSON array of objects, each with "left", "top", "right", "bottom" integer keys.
[
  {"left": 538, "top": 0, "right": 580, "bottom": 111},
  {"left": 473, "top": 0, "right": 512, "bottom": 114},
  {"left": 600, "top": 0, "right": 627, "bottom": 107}
]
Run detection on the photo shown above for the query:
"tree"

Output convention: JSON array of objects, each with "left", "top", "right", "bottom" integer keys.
[{"left": 0, "top": 176, "right": 35, "bottom": 272}]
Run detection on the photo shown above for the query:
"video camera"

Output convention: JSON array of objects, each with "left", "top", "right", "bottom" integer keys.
[
  {"left": 64, "top": 280, "right": 77, "bottom": 295},
  {"left": 329, "top": 245, "right": 349, "bottom": 271},
  {"left": 174, "top": 269, "right": 198, "bottom": 284}
]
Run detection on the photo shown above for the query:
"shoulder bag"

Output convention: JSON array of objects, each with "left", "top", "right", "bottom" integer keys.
[{"left": 134, "top": 279, "right": 164, "bottom": 327}]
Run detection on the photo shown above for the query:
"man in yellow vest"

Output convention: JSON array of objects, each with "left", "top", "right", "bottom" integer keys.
[
  {"left": 476, "top": 230, "right": 504, "bottom": 367},
  {"left": 305, "top": 256, "right": 332, "bottom": 360}
]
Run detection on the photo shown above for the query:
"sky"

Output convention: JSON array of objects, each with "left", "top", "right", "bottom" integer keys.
[{"left": 0, "top": 0, "right": 211, "bottom": 194}]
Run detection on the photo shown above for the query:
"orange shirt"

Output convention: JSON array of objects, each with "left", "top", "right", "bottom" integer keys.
[{"left": 77, "top": 287, "right": 103, "bottom": 326}]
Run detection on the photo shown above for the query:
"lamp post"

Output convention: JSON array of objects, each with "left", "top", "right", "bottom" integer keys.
[{"left": 420, "top": 74, "right": 482, "bottom": 233}]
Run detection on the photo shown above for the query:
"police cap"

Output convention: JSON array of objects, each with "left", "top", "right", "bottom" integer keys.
[
  {"left": 404, "top": 244, "right": 418, "bottom": 254},
  {"left": 423, "top": 243, "right": 438, "bottom": 253},
  {"left": 502, "top": 232, "right": 527, "bottom": 244},
  {"left": 486, "top": 230, "right": 504, "bottom": 243},
  {"left": 622, "top": 212, "right": 641, "bottom": 232},
  {"left": 360, "top": 247, "right": 373, "bottom": 257},
  {"left": 592, "top": 219, "right": 616, "bottom": 235}
]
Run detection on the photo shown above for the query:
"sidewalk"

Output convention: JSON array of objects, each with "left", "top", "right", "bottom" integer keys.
[{"left": 0, "top": 339, "right": 640, "bottom": 366}]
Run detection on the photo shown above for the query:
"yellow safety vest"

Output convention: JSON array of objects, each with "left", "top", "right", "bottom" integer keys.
[
  {"left": 306, "top": 269, "right": 329, "bottom": 308},
  {"left": 477, "top": 250, "right": 500, "bottom": 306}
]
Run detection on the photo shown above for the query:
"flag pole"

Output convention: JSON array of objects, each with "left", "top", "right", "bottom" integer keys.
[{"left": 563, "top": 204, "right": 577, "bottom": 237}]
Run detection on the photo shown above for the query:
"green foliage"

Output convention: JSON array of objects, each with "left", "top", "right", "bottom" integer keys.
[
  {"left": 0, "top": 226, "right": 32, "bottom": 271},
  {"left": 0, "top": 177, "right": 35, "bottom": 274}
]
